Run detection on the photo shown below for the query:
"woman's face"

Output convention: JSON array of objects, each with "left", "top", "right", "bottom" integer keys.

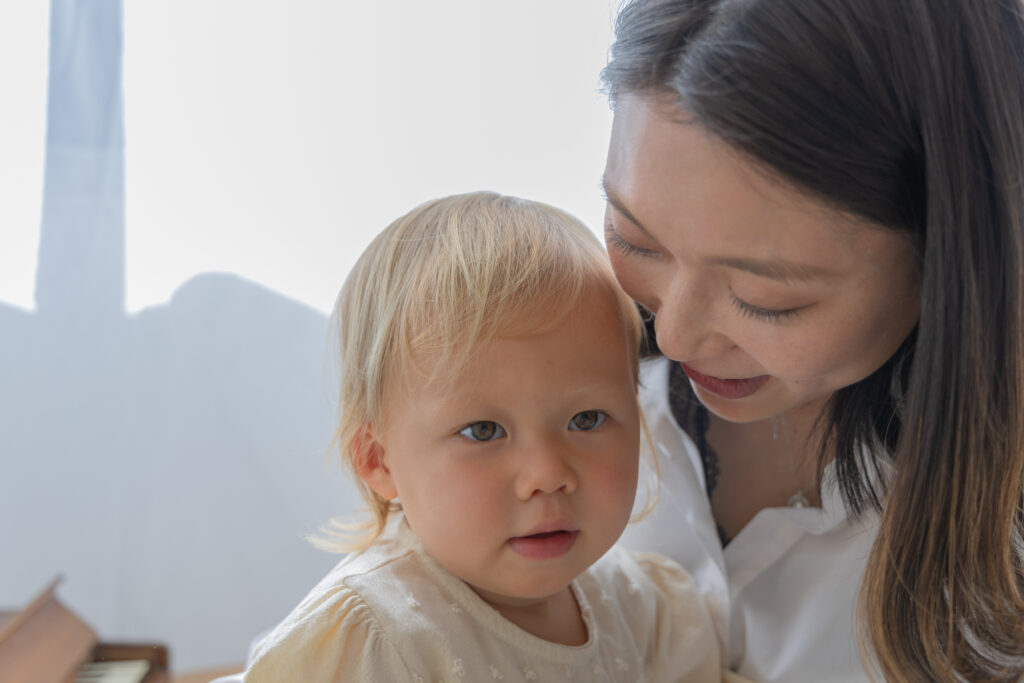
[{"left": 602, "top": 95, "right": 921, "bottom": 423}]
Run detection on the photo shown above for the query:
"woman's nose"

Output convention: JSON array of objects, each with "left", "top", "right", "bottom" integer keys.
[
  {"left": 514, "top": 440, "right": 578, "bottom": 500},
  {"left": 649, "top": 277, "right": 733, "bottom": 362}
]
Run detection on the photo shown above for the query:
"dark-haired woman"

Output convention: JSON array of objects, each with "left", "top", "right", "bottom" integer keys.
[{"left": 604, "top": 1, "right": 1024, "bottom": 681}]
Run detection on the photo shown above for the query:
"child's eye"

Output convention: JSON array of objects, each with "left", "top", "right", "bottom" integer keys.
[
  {"left": 569, "top": 411, "right": 606, "bottom": 431},
  {"left": 459, "top": 421, "right": 506, "bottom": 442}
]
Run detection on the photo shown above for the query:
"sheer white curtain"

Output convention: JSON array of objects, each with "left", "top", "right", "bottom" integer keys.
[{"left": 0, "top": 0, "right": 615, "bottom": 671}]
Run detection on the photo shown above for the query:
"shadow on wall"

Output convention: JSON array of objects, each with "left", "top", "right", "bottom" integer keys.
[
  {"left": 0, "top": 0, "right": 357, "bottom": 672},
  {"left": 0, "top": 279, "right": 354, "bottom": 670}
]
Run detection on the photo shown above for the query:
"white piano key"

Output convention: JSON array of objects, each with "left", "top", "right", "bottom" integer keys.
[{"left": 75, "top": 658, "right": 150, "bottom": 683}]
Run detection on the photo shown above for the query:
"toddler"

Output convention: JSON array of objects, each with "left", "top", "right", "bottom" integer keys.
[{"left": 243, "top": 192, "right": 743, "bottom": 682}]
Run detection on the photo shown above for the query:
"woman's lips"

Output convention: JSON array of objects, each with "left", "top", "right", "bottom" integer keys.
[
  {"left": 681, "top": 363, "right": 770, "bottom": 399},
  {"left": 507, "top": 530, "right": 579, "bottom": 560}
]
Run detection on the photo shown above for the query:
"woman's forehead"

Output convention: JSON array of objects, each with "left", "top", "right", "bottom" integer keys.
[{"left": 604, "top": 95, "right": 909, "bottom": 276}]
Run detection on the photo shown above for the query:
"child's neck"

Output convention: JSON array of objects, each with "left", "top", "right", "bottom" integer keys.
[{"left": 481, "top": 586, "right": 588, "bottom": 646}]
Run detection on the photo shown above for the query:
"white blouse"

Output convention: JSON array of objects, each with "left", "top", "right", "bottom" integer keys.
[{"left": 619, "top": 356, "right": 879, "bottom": 682}]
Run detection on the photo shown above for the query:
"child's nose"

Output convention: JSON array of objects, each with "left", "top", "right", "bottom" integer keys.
[{"left": 514, "top": 439, "right": 578, "bottom": 500}]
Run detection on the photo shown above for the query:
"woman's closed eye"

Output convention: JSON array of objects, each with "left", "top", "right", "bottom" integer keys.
[
  {"left": 729, "top": 291, "right": 803, "bottom": 322},
  {"left": 605, "top": 222, "right": 659, "bottom": 258},
  {"left": 569, "top": 411, "right": 607, "bottom": 431},
  {"left": 459, "top": 421, "right": 506, "bottom": 442}
]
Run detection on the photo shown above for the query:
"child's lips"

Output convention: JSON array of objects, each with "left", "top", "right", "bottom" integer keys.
[{"left": 508, "top": 529, "right": 579, "bottom": 560}]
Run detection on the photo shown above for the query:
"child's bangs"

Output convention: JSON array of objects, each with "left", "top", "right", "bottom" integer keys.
[
  {"left": 401, "top": 254, "right": 593, "bottom": 387},
  {"left": 375, "top": 193, "right": 611, "bottom": 381}
]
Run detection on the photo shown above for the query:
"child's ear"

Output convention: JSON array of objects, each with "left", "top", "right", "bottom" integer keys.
[{"left": 353, "top": 425, "right": 398, "bottom": 500}]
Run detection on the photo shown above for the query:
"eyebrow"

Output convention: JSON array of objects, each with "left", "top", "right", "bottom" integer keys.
[
  {"left": 601, "top": 176, "right": 835, "bottom": 284},
  {"left": 601, "top": 178, "right": 653, "bottom": 238},
  {"left": 703, "top": 256, "right": 833, "bottom": 283}
]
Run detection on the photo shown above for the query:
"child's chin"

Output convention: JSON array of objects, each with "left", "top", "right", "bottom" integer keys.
[{"left": 469, "top": 576, "right": 575, "bottom": 607}]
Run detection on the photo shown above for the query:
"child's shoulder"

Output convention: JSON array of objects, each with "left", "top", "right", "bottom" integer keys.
[
  {"left": 583, "top": 545, "right": 700, "bottom": 599},
  {"left": 298, "top": 518, "right": 436, "bottom": 618},
  {"left": 577, "top": 548, "right": 727, "bottom": 682},
  {"left": 577, "top": 547, "right": 710, "bottom": 640},
  {"left": 244, "top": 523, "right": 444, "bottom": 682}
]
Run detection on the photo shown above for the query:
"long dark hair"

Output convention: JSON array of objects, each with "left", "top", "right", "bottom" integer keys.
[{"left": 603, "top": 0, "right": 1024, "bottom": 679}]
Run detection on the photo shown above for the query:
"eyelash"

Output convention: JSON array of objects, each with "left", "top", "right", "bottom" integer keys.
[
  {"left": 605, "top": 222, "right": 658, "bottom": 258},
  {"left": 604, "top": 211, "right": 801, "bottom": 323},
  {"left": 729, "top": 291, "right": 801, "bottom": 322},
  {"left": 458, "top": 411, "right": 609, "bottom": 442}
]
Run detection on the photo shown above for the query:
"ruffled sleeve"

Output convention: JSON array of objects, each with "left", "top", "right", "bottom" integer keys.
[
  {"left": 592, "top": 548, "right": 754, "bottom": 683},
  {"left": 632, "top": 550, "right": 723, "bottom": 682},
  {"left": 243, "top": 582, "right": 415, "bottom": 683}
]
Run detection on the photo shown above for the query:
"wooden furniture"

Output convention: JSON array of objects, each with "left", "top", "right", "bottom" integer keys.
[
  {"left": 0, "top": 578, "right": 169, "bottom": 683},
  {"left": 169, "top": 666, "right": 243, "bottom": 683}
]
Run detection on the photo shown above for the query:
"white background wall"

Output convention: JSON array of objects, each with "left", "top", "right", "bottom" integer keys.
[{"left": 0, "top": 1, "right": 617, "bottom": 671}]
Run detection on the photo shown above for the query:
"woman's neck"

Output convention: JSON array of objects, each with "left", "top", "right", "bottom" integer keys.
[{"left": 705, "top": 398, "right": 829, "bottom": 541}]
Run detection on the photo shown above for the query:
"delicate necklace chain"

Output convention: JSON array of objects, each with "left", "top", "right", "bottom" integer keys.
[{"left": 773, "top": 413, "right": 810, "bottom": 508}]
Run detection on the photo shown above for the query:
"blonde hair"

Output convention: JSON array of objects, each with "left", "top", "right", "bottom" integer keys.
[{"left": 315, "top": 191, "right": 645, "bottom": 552}]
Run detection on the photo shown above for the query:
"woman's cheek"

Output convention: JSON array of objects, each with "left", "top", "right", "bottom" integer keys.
[
  {"left": 605, "top": 249, "right": 638, "bottom": 298},
  {"left": 741, "top": 329, "right": 844, "bottom": 382},
  {"left": 605, "top": 249, "right": 656, "bottom": 306}
]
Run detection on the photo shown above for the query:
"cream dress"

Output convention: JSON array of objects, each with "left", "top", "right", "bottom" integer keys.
[{"left": 244, "top": 516, "right": 745, "bottom": 682}]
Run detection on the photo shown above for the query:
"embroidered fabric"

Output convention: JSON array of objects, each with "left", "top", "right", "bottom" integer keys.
[{"left": 243, "top": 514, "right": 730, "bottom": 682}]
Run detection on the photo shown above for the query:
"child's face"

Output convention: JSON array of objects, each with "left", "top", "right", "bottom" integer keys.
[{"left": 364, "top": 292, "right": 640, "bottom": 608}]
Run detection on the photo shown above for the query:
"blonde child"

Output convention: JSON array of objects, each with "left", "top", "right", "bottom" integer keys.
[{"left": 243, "top": 192, "right": 743, "bottom": 682}]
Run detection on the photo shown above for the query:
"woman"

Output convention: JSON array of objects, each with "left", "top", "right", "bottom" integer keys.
[{"left": 603, "top": 0, "right": 1024, "bottom": 681}]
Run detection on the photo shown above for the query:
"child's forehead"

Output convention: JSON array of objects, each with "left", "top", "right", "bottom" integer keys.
[{"left": 399, "top": 294, "right": 633, "bottom": 389}]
